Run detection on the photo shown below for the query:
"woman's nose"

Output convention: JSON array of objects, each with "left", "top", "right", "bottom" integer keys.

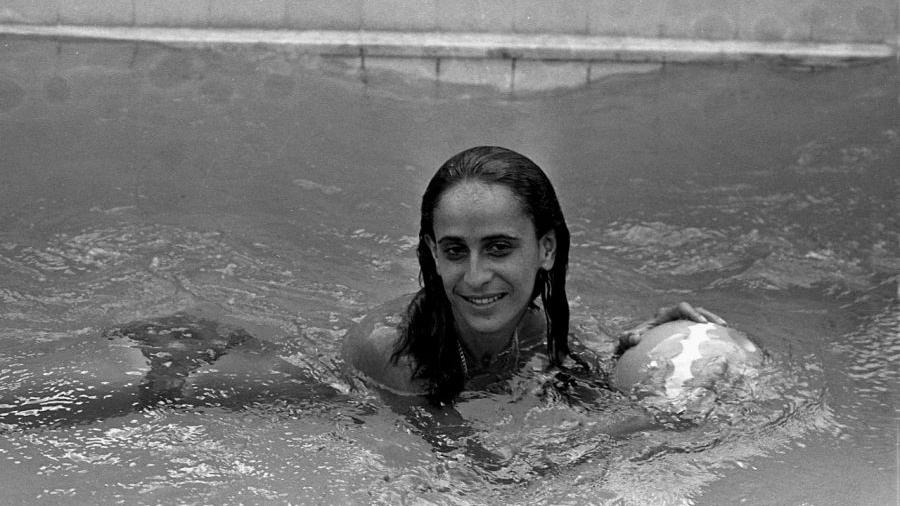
[{"left": 463, "top": 255, "right": 491, "bottom": 287}]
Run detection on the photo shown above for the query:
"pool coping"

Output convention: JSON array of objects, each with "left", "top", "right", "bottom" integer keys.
[{"left": 2, "top": 24, "right": 897, "bottom": 63}]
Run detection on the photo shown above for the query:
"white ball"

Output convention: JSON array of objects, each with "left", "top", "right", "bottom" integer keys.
[{"left": 613, "top": 320, "right": 763, "bottom": 400}]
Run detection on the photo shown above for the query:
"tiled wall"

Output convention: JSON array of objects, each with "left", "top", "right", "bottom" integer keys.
[{"left": 1, "top": 0, "right": 897, "bottom": 44}]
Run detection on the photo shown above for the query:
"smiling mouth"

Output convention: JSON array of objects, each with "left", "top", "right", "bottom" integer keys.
[{"left": 461, "top": 294, "right": 506, "bottom": 306}]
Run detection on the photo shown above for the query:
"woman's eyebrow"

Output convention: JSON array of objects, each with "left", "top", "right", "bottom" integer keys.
[
  {"left": 481, "top": 234, "right": 520, "bottom": 242},
  {"left": 436, "top": 233, "right": 519, "bottom": 245},
  {"left": 436, "top": 236, "right": 464, "bottom": 245}
]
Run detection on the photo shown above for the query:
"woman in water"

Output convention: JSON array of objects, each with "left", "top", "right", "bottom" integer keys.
[
  {"left": 343, "top": 146, "right": 724, "bottom": 405},
  {"left": 1, "top": 145, "right": 721, "bottom": 432}
]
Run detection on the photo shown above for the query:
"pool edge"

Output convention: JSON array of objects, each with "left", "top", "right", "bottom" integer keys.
[
  {"left": 2, "top": 24, "right": 897, "bottom": 93},
  {"left": 2, "top": 24, "right": 895, "bottom": 62}
]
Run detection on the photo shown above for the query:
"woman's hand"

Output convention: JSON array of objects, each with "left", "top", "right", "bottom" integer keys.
[{"left": 618, "top": 302, "right": 727, "bottom": 351}]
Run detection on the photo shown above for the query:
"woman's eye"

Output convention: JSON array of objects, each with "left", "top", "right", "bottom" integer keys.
[
  {"left": 486, "top": 243, "right": 512, "bottom": 256},
  {"left": 442, "top": 246, "right": 466, "bottom": 260}
]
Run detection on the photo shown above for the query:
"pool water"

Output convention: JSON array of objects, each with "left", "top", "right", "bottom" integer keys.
[{"left": 0, "top": 37, "right": 897, "bottom": 505}]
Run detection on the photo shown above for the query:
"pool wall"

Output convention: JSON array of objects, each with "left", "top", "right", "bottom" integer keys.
[
  {"left": 1, "top": 0, "right": 898, "bottom": 92},
  {"left": 1, "top": 0, "right": 897, "bottom": 43}
]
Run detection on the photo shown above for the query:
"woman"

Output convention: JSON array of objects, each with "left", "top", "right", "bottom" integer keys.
[{"left": 343, "top": 146, "right": 724, "bottom": 404}]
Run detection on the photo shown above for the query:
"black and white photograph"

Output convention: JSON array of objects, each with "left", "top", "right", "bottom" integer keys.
[{"left": 0, "top": 1, "right": 897, "bottom": 504}]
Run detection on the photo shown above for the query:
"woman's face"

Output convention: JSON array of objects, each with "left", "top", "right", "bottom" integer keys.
[{"left": 426, "top": 182, "right": 556, "bottom": 345}]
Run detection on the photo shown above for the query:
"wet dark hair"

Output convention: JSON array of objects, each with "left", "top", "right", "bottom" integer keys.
[{"left": 391, "top": 146, "right": 572, "bottom": 404}]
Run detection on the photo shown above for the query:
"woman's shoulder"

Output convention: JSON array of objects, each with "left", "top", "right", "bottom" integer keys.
[
  {"left": 341, "top": 293, "right": 426, "bottom": 395},
  {"left": 517, "top": 304, "right": 550, "bottom": 349}
]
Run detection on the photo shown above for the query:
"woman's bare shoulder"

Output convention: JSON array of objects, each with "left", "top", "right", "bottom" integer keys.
[
  {"left": 342, "top": 293, "right": 426, "bottom": 395},
  {"left": 517, "top": 305, "right": 549, "bottom": 348}
]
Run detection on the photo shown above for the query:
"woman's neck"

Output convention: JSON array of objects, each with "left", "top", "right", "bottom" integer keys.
[
  {"left": 458, "top": 328, "right": 519, "bottom": 377},
  {"left": 455, "top": 315, "right": 523, "bottom": 366},
  {"left": 459, "top": 329, "right": 516, "bottom": 363}
]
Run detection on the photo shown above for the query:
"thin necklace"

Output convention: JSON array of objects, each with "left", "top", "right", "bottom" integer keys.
[
  {"left": 456, "top": 339, "right": 468, "bottom": 379},
  {"left": 456, "top": 329, "right": 519, "bottom": 380}
]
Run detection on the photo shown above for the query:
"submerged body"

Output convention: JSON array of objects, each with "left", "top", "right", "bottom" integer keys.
[{"left": 0, "top": 313, "right": 338, "bottom": 430}]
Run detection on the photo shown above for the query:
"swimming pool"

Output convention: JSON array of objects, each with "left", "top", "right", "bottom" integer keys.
[{"left": 1, "top": 38, "right": 897, "bottom": 504}]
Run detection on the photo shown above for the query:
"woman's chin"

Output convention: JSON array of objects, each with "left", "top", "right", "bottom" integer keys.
[
  {"left": 455, "top": 314, "right": 518, "bottom": 342},
  {"left": 451, "top": 298, "right": 526, "bottom": 340}
]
